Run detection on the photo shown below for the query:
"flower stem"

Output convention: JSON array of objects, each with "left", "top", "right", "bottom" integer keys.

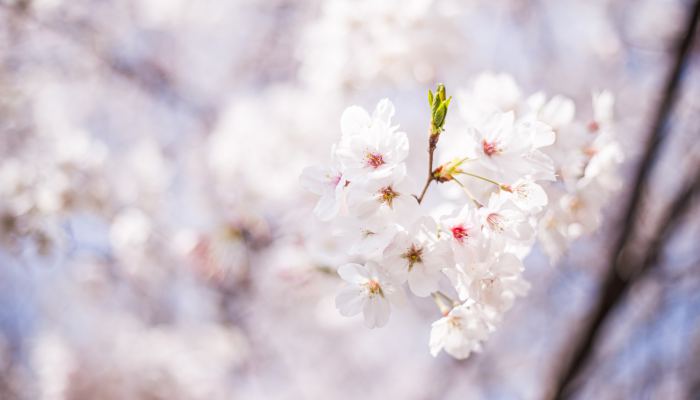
[
  {"left": 415, "top": 130, "right": 439, "bottom": 204},
  {"left": 453, "top": 178, "right": 483, "bottom": 208},
  {"left": 431, "top": 290, "right": 456, "bottom": 315},
  {"left": 459, "top": 171, "right": 503, "bottom": 187}
]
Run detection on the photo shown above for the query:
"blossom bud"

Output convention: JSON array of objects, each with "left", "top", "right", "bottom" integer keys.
[
  {"left": 429, "top": 83, "right": 452, "bottom": 135},
  {"left": 437, "top": 83, "right": 446, "bottom": 102},
  {"left": 432, "top": 157, "right": 467, "bottom": 182}
]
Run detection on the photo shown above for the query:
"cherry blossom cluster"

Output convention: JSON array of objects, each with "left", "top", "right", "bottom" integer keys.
[
  {"left": 453, "top": 73, "right": 623, "bottom": 262},
  {"left": 302, "top": 75, "right": 622, "bottom": 359}
]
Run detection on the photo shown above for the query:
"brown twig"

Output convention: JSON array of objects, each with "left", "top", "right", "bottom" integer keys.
[{"left": 415, "top": 132, "right": 439, "bottom": 204}]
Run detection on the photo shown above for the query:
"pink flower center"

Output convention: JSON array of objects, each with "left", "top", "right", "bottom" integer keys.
[
  {"left": 330, "top": 173, "right": 342, "bottom": 187},
  {"left": 365, "top": 152, "right": 386, "bottom": 169},
  {"left": 379, "top": 186, "right": 399, "bottom": 207},
  {"left": 588, "top": 121, "right": 600, "bottom": 133},
  {"left": 482, "top": 140, "right": 501, "bottom": 157},
  {"left": 365, "top": 279, "right": 383, "bottom": 297},
  {"left": 514, "top": 184, "right": 529, "bottom": 199},
  {"left": 486, "top": 213, "right": 505, "bottom": 233},
  {"left": 401, "top": 244, "right": 423, "bottom": 270},
  {"left": 451, "top": 224, "right": 469, "bottom": 243}
]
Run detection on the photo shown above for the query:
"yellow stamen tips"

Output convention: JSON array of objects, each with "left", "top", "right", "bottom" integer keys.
[
  {"left": 221, "top": 226, "right": 243, "bottom": 240},
  {"left": 379, "top": 186, "right": 399, "bottom": 207},
  {"left": 401, "top": 244, "right": 424, "bottom": 270},
  {"left": 365, "top": 152, "right": 386, "bottom": 169},
  {"left": 545, "top": 215, "right": 558, "bottom": 229},
  {"left": 448, "top": 316, "right": 462, "bottom": 328},
  {"left": 366, "top": 280, "right": 384, "bottom": 297},
  {"left": 568, "top": 197, "right": 583, "bottom": 212},
  {"left": 583, "top": 146, "right": 597, "bottom": 157}
]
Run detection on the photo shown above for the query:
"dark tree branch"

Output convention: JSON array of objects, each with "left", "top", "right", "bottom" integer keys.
[
  {"left": 549, "top": 1, "right": 700, "bottom": 398},
  {"left": 551, "top": 162, "right": 700, "bottom": 400}
]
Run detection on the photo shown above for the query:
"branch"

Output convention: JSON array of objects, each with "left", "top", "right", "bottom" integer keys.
[
  {"left": 415, "top": 131, "right": 438, "bottom": 204},
  {"left": 549, "top": 1, "right": 700, "bottom": 397},
  {"left": 415, "top": 84, "right": 451, "bottom": 204}
]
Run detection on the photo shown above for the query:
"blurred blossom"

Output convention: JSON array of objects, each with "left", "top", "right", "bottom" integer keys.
[{"left": 298, "top": 0, "right": 470, "bottom": 92}]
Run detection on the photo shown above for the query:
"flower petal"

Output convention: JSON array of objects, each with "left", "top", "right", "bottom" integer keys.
[{"left": 341, "top": 106, "right": 371, "bottom": 137}]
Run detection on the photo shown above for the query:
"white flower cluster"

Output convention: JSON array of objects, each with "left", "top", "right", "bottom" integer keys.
[
  {"left": 453, "top": 73, "right": 624, "bottom": 261},
  {"left": 301, "top": 73, "right": 623, "bottom": 359}
]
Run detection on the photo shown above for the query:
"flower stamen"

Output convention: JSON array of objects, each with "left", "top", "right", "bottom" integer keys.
[
  {"left": 365, "top": 152, "right": 386, "bottom": 169},
  {"left": 378, "top": 186, "right": 399, "bottom": 207},
  {"left": 486, "top": 213, "right": 505, "bottom": 233},
  {"left": 451, "top": 224, "right": 469, "bottom": 243},
  {"left": 365, "top": 279, "right": 384, "bottom": 297},
  {"left": 401, "top": 244, "right": 424, "bottom": 270},
  {"left": 482, "top": 140, "right": 501, "bottom": 157}
]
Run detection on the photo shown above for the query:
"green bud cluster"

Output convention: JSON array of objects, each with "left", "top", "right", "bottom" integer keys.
[{"left": 428, "top": 83, "right": 452, "bottom": 136}]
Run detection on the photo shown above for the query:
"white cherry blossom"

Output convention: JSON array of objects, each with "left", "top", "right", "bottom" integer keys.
[
  {"left": 383, "top": 217, "right": 447, "bottom": 297},
  {"left": 468, "top": 111, "right": 555, "bottom": 182},
  {"left": 429, "top": 303, "right": 491, "bottom": 359},
  {"left": 590, "top": 90, "right": 615, "bottom": 135},
  {"left": 335, "top": 99, "right": 409, "bottom": 181},
  {"left": 439, "top": 204, "right": 483, "bottom": 262},
  {"left": 345, "top": 164, "right": 419, "bottom": 220},
  {"left": 457, "top": 72, "right": 523, "bottom": 125},
  {"left": 335, "top": 261, "right": 404, "bottom": 328},
  {"left": 444, "top": 240, "right": 529, "bottom": 312},
  {"left": 502, "top": 178, "right": 548, "bottom": 212},
  {"left": 478, "top": 193, "right": 535, "bottom": 244},
  {"left": 300, "top": 157, "right": 347, "bottom": 221},
  {"left": 335, "top": 215, "right": 399, "bottom": 260}
]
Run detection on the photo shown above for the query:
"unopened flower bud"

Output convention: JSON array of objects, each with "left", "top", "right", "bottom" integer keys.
[
  {"left": 432, "top": 157, "right": 467, "bottom": 182},
  {"left": 429, "top": 83, "right": 452, "bottom": 135}
]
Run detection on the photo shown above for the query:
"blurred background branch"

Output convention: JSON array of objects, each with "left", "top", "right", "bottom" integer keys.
[{"left": 550, "top": 1, "right": 700, "bottom": 397}]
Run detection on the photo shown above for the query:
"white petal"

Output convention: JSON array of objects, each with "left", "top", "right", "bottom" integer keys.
[
  {"left": 382, "top": 255, "right": 409, "bottom": 284},
  {"left": 541, "top": 95, "right": 575, "bottom": 129},
  {"left": 385, "top": 284, "right": 407, "bottom": 307},
  {"left": 526, "top": 150, "right": 556, "bottom": 181},
  {"left": 363, "top": 296, "right": 391, "bottom": 328},
  {"left": 299, "top": 165, "right": 331, "bottom": 195},
  {"left": 341, "top": 106, "right": 371, "bottom": 137},
  {"left": 373, "top": 99, "right": 395, "bottom": 125},
  {"left": 429, "top": 319, "right": 449, "bottom": 357},
  {"left": 443, "top": 267, "right": 470, "bottom": 301},
  {"left": 445, "top": 336, "right": 473, "bottom": 360},
  {"left": 336, "top": 286, "right": 365, "bottom": 317},
  {"left": 408, "top": 264, "right": 439, "bottom": 297},
  {"left": 313, "top": 193, "right": 340, "bottom": 221},
  {"left": 389, "top": 131, "right": 410, "bottom": 163},
  {"left": 593, "top": 91, "right": 614, "bottom": 122},
  {"left": 493, "top": 253, "right": 523, "bottom": 275},
  {"left": 337, "top": 263, "right": 368, "bottom": 284},
  {"left": 511, "top": 180, "right": 548, "bottom": 211},
  {"left": 354, "top": 227, "right": 396, "bottom": 258}
]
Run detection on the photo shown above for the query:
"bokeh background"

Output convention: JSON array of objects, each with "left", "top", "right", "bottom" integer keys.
[{"left": 0, "top": 0, "right": 699, "bottom": 399}]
